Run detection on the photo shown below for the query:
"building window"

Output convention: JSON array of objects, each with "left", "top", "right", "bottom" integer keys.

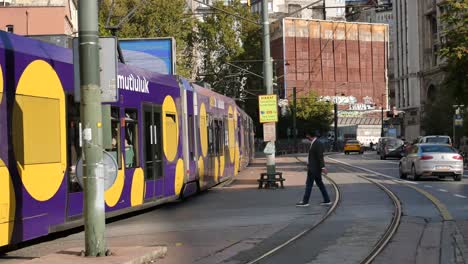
[
  {"left": 6, "top": 25, "right": 13, "bottom": 33},
  {"left": 288, "top": 4, "right": 302, "bottom": 18}
]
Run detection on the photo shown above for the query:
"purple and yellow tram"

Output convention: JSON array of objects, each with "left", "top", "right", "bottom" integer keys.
[{"left": 0, "top": 31, "right": 255, "bottom": 248}]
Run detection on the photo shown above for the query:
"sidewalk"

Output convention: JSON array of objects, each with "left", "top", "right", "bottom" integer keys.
[{"left": 2, "top": 155, "right": 334, "bottom": 264}]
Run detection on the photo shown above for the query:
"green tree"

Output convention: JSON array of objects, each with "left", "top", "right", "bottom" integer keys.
[
  {"left": 99, "top": 0, "right": 196, "bottom": 78},
  {"left": 293, "top": 91, "right": 333, "bottom": 136},
  {"left": 196, "top": 0, "right": 261, "bottom": 97},
  {"left": 439, "top": 0, "right": 468, "bottom": 104},
  {"left": 422, "top": 0, "right": 467, "bottom": 136}
]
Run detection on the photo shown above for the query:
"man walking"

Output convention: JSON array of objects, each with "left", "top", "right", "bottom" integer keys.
[{"left": 296, "top": 131, "right": 331, "bottom": 207}]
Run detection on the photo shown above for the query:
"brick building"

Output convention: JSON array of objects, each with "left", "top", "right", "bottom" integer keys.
[{"left": 271, "top": 18, "right": 390, "bottom": 143}]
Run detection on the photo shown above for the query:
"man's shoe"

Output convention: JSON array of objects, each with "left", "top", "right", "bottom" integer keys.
[
  {"left": 296, "top": 201, "right": 309, "bottom": 207},
  {"left": 320, "top": 201, "right": 332, "bottom": 206}
]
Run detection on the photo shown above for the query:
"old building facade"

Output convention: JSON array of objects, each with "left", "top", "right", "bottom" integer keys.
[{"left": 393, "top": 0, "right": 446, "bottom": 141}]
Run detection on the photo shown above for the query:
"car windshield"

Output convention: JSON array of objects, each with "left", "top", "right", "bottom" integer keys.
[
  {"left": 420, "top": 145, "right": 456, "bottom": 153},
  {"left": 426, "top": 137, "right": 450, "bottom": 144},
  {"left": 347, "top": 140, "right": 359, "bottom": 144},
  {"left": 386, "top": 139, "right": 403, "bottom": 148}
]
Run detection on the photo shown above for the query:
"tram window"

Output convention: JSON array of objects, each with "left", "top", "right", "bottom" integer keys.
[
  {"left": 219, "top": 120, "right": 224, "bottom": 155},
  {"left": 188, "top": 115, "right": 194, "bottom": 160},
  {"left": 124, "top": 109, "right": 139, "bottom": 168},
  {"left": 105, "top": 107, "right": 121, "bottom": 168},
  {"left": 66, "top": 95, "right": 82, "bottom": 193},
  {"left": 208, "top": 116, "right": 214, "bottom": 155}
]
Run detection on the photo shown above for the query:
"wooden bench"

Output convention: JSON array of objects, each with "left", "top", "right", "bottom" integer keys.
[{"left": 258, "top": 172, "right": 285, "bottom": 189}]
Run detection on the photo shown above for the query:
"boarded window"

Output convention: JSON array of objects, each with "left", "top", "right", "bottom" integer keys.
[{"left": 14, "top": 95, "right": 61, "bottom": 165}]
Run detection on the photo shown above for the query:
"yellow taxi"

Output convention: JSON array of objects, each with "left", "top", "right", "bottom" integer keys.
[{"left": 344, "top": 140, "right": 363, "bottom": 155}]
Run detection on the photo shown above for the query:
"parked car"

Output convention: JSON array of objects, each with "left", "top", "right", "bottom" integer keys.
[
  {"left": 344, "top": 140, "right": 363, "bottom": 155},
  {"left": 399, "top": 143, "right": 463, "bottom": 181},
  {"left": 379, "top": 138, "right": 405, "bottom": 160},
  {"left": 418, "top": 135, "right": 452, "bottom": 146},
  {"left": 377, "top": 137, "right": 396, "bottom": 155}
]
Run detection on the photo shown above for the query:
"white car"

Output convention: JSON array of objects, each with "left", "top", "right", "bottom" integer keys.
[
  {"left": 418, "top": 135, "right": 452, "bottom": 146},
  {"left": 399, "top": 143, "right": 463, "bottom": 181}
]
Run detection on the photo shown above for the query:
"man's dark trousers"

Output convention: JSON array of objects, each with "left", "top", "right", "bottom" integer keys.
[{"left": 302, "top": 168, "right": 330, "bottom": 203}]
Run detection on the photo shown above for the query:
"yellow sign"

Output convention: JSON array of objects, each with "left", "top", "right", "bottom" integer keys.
[{"left": 258, "top": 95, "right": 278, "bottom": 123}]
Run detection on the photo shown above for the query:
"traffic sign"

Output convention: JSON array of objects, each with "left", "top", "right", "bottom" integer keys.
[
  {"left": 263, "top": 122, "right": 276, "bottom": 142},
  {"left": 455, "top": 114, "right": 463, "bottom": 127},
  {"left": 259, "top": 95, "right": 278, "bottom": 123}
]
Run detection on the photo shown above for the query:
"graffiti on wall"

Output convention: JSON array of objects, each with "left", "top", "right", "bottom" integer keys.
[{"left": 320, "top": 96, "right": 377, "bottom": 111}]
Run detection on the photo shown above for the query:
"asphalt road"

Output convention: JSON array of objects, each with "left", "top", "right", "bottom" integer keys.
[
  {"left": 2, "top": 153, "right": 467, "bottom": 264},
  {"left": 327, "top": 151, "right": 468, "bottom": 264},
  {"left": 330, "top": 152, "right": 468, "bottom": 219}
]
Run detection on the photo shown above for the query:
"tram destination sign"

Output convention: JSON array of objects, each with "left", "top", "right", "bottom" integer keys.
[{"left": 258, "top": 94, "right": 278, "bottom": 123}]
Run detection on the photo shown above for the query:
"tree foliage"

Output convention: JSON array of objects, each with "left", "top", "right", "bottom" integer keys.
[
  {"left": 295, "top": 92, "right": 334, "bottom": 135},
  {"left": 422, "top": 0, "right": 468, "bottom": 136},
  {"left": 439, "top": 0, "right": 468, "bottom": 104},
  {"left": 196, "top": 0, "right": 261, "bottom": 97},
  {"left": 276, "top": 92, "right": 333, "bottom": 139},
  {"left": 98, "top": 0, "right": 196, "bottom": 78}
]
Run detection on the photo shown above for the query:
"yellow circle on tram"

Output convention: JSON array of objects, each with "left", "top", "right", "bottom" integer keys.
[
  {"left": 214, "top": 157, "right": 219, "bottom": 183},
  {"left": 228, "top": 106, "right": 235, "bottom": 163},
  {"left": 198, "top": 156, "right": 204, "bottom": 188},
  {"left": 234, "top": 144, "right": 240, "bottom": 176},
  {"left": 105, "top": 156, "right": 125, "bottom": 207},
  {"left": 199, "top": 103, "right": 208, "bottom": 157},
  {"left": 175, "top": 158, "right": 184, "bottom": 195},
  {"left": 131, "top": 168, "right": 145, "bottom": 206},
  {"left": 0, "top": 65, "right": 4, "bottom": 103},
  {"left": 0, "top": 159, "right": 15, "bottom": 247},
  {"left": 13, "top": 60, "right": 66, "bottom": 202},
  {"left": 162, "top": 95, "right": 179, "bottom": 162}
]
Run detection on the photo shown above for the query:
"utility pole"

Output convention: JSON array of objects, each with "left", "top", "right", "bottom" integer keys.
[
  {"left": 262, "top": 0, "right": 276, "bottom": 178},
  {"left": 322, "top": 0, "right": 326, "bottom": 20},
  {"left": 381, "top": 106, "right": 384, "bottom": 137},
  {"left": 293, "top": 87, "right": 297, "bottom": 152},
  {"left": 78, "top": 0, "right": 106, "bottom": 256},
  {"left": 334, "top": 102, "right": 338, "bottom": 151}
]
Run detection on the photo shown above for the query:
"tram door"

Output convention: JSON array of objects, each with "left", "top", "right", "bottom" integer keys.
[{"left": 143, "top": 104, "right": 164, "bottom": 200}]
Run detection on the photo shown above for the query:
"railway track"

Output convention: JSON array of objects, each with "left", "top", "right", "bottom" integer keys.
[{"left": 244, "top": 156, "right": 402, "bottom": 264}]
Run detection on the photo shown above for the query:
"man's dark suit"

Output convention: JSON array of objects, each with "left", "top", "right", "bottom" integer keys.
[{"left": 302, "top": 138, "right": 330, "bottom": 203}]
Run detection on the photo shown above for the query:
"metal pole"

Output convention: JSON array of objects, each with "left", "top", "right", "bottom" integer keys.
[
  {"left": 334, "top": 102, "right": 338, "bottom": 151},
  {"left": 381, "top": 106, "right": 384, "bottom": 137},
  {"left": 293, "top": 87, "right": 297, "bottom": 152},
  {"left": 78, "top": 0, "right": 106, "bottom": 256},
  {"left": 262, "top": 0, "right": 276, "bottom": 179},
  {"left": 322, "top": 0, "right": 326, "bottom": 19}
]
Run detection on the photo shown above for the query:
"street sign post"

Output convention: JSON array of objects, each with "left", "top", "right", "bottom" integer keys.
[{"left": 259, "top": 94, "right": 278, "bottom": 123}]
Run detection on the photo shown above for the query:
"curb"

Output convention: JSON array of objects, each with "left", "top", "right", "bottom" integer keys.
[
  {"left": 19, "top": 246, "right": 167, "bottom": 264},
  {"left": 122, "top": 247, "right": 167, "bottom": 264}
]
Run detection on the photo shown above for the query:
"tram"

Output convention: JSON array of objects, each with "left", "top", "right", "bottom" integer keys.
[{"left": 0, "top": 31, "right": 255, "bottom": 248}]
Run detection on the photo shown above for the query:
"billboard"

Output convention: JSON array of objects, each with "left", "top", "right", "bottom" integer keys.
[{"left": 119, "top": 38, "right": 176, "bottom": 75}]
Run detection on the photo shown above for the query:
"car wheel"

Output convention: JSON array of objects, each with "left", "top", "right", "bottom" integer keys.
[
  {"left": 412, "top": 165, "right": 420, "bottom": 181},
  {"left": 454, "top": 174, "right": 462, "bottom": 181},
  {"left": 399, "top": 164, "right": 407, "bottom": 179},
  {"left": 345, "top": 151, "right": 349, "bottom": 155}
]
